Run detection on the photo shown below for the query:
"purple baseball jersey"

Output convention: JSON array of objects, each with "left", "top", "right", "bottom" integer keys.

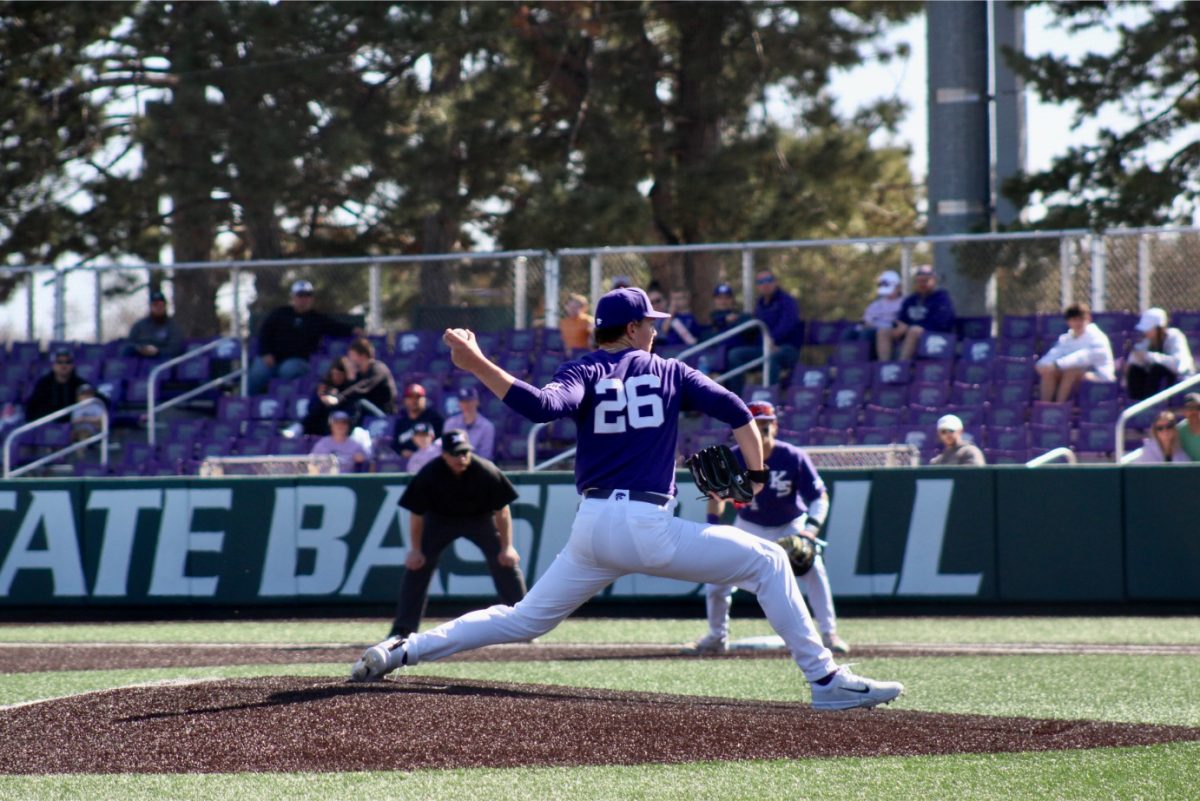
[
  {"left": 732, "top": 440, "right": 825, "bottom": 527},
  {"left": 503, "top": 348, "right": 751, "bottom": 495}
]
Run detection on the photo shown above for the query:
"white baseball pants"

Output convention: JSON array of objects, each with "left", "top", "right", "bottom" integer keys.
[
  {"left": 704, "top": 516, "right": 839, "bottom": 641},
  {"left": 407, "top": 494, "right": 837, "bottom": 681}
]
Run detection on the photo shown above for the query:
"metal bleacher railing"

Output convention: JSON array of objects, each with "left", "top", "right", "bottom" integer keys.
[
  {"left": 3, "top": 398, "right": 109, "bottom": 478},
  {"left": 147, "top": 338, "right": 248, "bottom": 447}
]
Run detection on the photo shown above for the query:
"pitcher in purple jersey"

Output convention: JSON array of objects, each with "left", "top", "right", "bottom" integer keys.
[
  {"left": 349, "top": 287, "right": 902, "bottom": 710},
  {"left": 689, "top": 401, "right": 850, "bottom": 656}
]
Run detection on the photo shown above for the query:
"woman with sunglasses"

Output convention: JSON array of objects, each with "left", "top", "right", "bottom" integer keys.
[{"left": 1134, "top": 410, "right": 1191, "bottom": 463}]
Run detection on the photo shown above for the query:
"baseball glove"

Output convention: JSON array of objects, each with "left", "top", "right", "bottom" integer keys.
[
  {"left": 685, "top": 444, "right": 755, "bottom": 504},
  {"left": 776, "top": 534, "right": 818, "bottom": 576}
]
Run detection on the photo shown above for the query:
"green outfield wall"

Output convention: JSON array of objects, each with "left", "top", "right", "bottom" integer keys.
[{"left": 1, "top": 466, "right": 1197, "bottom": 608}]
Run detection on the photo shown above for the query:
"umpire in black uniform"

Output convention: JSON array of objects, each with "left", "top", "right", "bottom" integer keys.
[{"left": 389, "top": 429, "right": 527, "bottom": 638}]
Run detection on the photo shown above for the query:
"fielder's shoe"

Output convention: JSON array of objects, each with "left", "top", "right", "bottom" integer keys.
[
  {"left": 822, "top": 632, "right": 851, "bottom": 655},
  {"left": 684, "top": 632, "right": 728, "bottom": 654},
  {"left": 809, "top": 666, "right": 902, "bottom": 710},
  {"left": 348, "top": 635, "right": 407, "bottom": 683}
]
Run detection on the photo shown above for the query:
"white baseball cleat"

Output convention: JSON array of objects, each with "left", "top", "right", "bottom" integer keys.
[
  {"left": 809, "top": 666, "right": 903, "bottom": 710},
  {"left": 348, "top": 636, "right": 406, "bottom": 683},
  {"left": 684, "top": 632, "right": 728, "bottom": 654},
  {"left": 822, "top": 632, "right": 851, "bottom": 656}
]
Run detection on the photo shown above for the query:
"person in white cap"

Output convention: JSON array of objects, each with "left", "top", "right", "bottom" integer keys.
[
  {"left": 247, "top": 279, "right": 360, "bottom": 395},
  {"left": 929, "top": 414, "right": 985, "bottom": 465},
  {"left": 847, "top": 269, "right": 903, "bottom": 355},
  {"left": 1125, "top": 307, "right": 1195, "bottom": 401}
]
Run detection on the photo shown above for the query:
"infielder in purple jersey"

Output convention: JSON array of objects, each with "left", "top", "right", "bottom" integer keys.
[
  {"left": 350, "top": 287, "right": 902, "bottom": 710},
  {"left": 690, "top": 401, "right": 850, "bottom": 656}
]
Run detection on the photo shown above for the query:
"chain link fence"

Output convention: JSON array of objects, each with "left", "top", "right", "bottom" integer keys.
[{"left": 4, "top": 228, "right": 1199, "bottom": 346}]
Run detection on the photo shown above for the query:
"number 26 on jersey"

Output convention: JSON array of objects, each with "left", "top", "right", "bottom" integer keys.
[{"left": 594, "top": 376, "right": 664, "bottom": 433}]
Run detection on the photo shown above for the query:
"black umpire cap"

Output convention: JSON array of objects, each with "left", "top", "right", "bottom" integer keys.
[{"left": 442, "top": 429, "right": 472, "bottom": 455}]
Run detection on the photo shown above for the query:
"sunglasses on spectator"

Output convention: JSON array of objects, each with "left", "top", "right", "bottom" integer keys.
[
  {"left": 938, "top": 428, "right": 957, "bottom": 434},
  {"left": 755, "top": 276, "right": 775, "bottom": 285},
  {"left": 1152, "top": 425, "right": 1173, "bottom": 432},
  {"left": 55, "top": 358, "right": 73, "bottom": 365}
]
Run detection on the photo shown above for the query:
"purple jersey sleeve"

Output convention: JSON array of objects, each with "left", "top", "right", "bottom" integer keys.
[
  {"left": 734, "top": 441, "right": 825, "bottom": 527},
  {"left": 503, "top": 349, "right": 750, "bottom": 495}
]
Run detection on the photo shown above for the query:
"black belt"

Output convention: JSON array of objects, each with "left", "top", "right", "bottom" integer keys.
[{"left": 583, "top": 489, "right": 673, "bottom": 505}]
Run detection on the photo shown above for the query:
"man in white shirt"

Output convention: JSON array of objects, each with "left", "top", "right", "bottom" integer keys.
[{"left": 1035, "top": 303, "right": 1116, "bottom": 403}]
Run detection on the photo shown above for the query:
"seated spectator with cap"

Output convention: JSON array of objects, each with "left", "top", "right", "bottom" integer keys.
[
  {"left": 392, "top": 382, "right": 444, "bottom": 458},
  {"left": 310, "top": 410, "right": 371, "bottom": 473},
  {"left": 725, "top": 270, "right": 805, "bottom": 391},
  {"left": 121, "top": 290, "right": 184, "bottom": 360},
  {"left": 1036, "top": 303, "right": 1116, "bottom": 403},
  {"left": 1125, "top": 307, "right": 1195, "bottom": 401},
  {"left": 878, "top": 265, "right": 956, "bottom": 362},
  {"left": 1178, "top": 392, "right": 1200, "bottom": 461},
  {"left": 442, "top": 386, "right": 496, "bottom": 460},
  {"left": 848, "top": 270, "right": 903, "bottom": 356},
  {"left": 247, "top": 279, "right": 360, "bottom": 395},
  {"left": 702, "top": 282, "right": 754, "bottom": 375},
  {"left": 25, "top": 349, "right": 105, "bottom": 422},
  {"left": 929, "top": 414, "right": 985, "bottom": 465},
  {"left": 559, "top": 292, "right": 594, "bottom": 353},
  {"left": 403, "top": 421, "right": 440, "bottom": 473}
]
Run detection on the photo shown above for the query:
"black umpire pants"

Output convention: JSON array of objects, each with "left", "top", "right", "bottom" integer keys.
[{"left": 390, "top": 512, "right": 527, "bottom": 638}]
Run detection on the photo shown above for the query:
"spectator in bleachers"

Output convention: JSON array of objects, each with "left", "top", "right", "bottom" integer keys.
[
  {"left": 725, "top": 271, "right": 804, "bottom": 390},
  {"left": 310, "top": 410, "right": 370, "bottom": 473},
  {"left": 1134, "top": 410, "right": 1191, "bottom": 463},
  {"left": 120, "top": 291, "right": 184, "bottom": 360},
  {"left": 442, "top": 386, "right": 496, "bottom": 460},
  {"left": 702, "top": 282, "right": 753, "bottom": 375},
  {"left": 877, "top": 265, "right": 956, "bottom": 362},
  {"left": 559, "top": 292, "right": 594, "bottom": 353},
  {"left": 647, "top": 282, "right": 700, "bottom": 349},
  {"left": 1178, "top": 392, "right": 1200, "bottom": 461},
  {"left": 327, "top": 337, "right": 398, "bottom": 419},
  {"left": 247, "top": 280, "right": 359, "bottom": 395},
  {"left": 929, "top": 414, "right": 986, "bottom": 465},
  {"left": 848, "top": 270, "right": 903, "bottom": 357},
  {"left": 1035, "top": 303, "right": 1116, "bottom": 403},
  {"left": 1125, "top": 307, "right": 1195, "bottom": 401},
  {"left": 393, "top": 382, "right": 444, "bottom": 459},
  {"left": 69, "top": 384, "right": 105, "bottom": 443},
  {"left": 301, "top": 356, "right": 356, "bottom": 436},
  {"left": 25, "top": 348, "right": 99, "bottom": 422},
  {"left": 403, "top": 421, "right": 440, "bottom": 473}
]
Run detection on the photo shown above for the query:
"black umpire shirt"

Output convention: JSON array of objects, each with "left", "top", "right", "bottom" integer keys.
[{"left": 399, "top": 454, "right": 518, "bottom": 519}]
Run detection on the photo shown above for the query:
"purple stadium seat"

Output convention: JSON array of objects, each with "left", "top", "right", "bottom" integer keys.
[
  {"left": 987, "top": 448, "right": 1031, "bottom": 465},
  {"left": 473, "top": 332, "right": 501, "bottom": 354},
  {"left": 954, "top": 359, "right": 993, "bottom": 385},
  {"left": 778, "top": 408, "right": 819, "bottom": 431},
  {"left": 786, "top": 386, "right": 824, "bottom": 410},
  {"left": 209, "top": 421, "right": 240, "bottom": 442},
  {"left": 862, "top": 404, "right": 904, "bottom": 428},
  {"left": 2, "top": 363, "right": 30, "bottom": 387},
  {"left": 243, "top": 419, "right": 277, "bottom": 440},
  {"left": 909, "top": 382, "right": 950, "bottom": 408},
  {"left": 1030, "top": 423, "right": 1071, "bottom": 451},
  {"left": 541, "top": 328, "right": 565, "bottom": 353},
  {"left": 854, "top": 425, "right": 897, "bottom": 446},
  {"left": 75, "top": 361, "right": 103, "bottom": 384},
  {"left": 36, "top": 424, "right": 72, "bottom": 448},
  {"left": 174, "top": 357, "right": 212, "bottom": 383},
  {"left": 1079, "top": 402, "right": 1120, "bottom": 426},
  {"left": 916, "top": 331, "right": 956, "bottom": 360},
  {"left": 502, "top": 434, "right": 530, "bottom": 463},
  {"left": 818, "top": 407, "right": 858, "bottom": 430},
  {"left": 809, "top": 427, "right": 851, "bottom": 446},
  {"left": 993, "top": 356, "right": 1035, "bottom": 384},
  {"left": 998, "top": 339, "right": 1039, "bottom": 359},
  {"left": 274, "top": 436, "right": 311, "bottom": 456},
  {"left": 9, "top": 341, "right": 42, "bottom": 365},
  {"left": 1077, "top": 380, "right": 1121, "bottom": 407},
  {"left": 957, "top": 316, "right": 993, "bottom": 340},
  {"left": 394, "top": 330, "right": 439, "bottom": 356},
  {"left": 217, "top": 396, "right": 252, "bottom": 424},
  {"left": 905, "top": 404, "right": 942, "bottom": 426},
  {"left": 944, "top": 404, "right": 983, "bottom": 428},
  {"left": 871, "top": 384, "right": 909, "bottom": 410},
  {"left": 794, "top": 366, "right": 831, "bottom": 390},
  {"left": 742, "top": 383, "right": 781, "bottom": 406},
  {"left": 871, "top": 361, "right": 911, "bottom": 387},
  {"left": 236, "top": 435, "right": 277, "bottom": 456},
  {"left": 912, "top": 360, "right": 952, "bottom": 385},
  {"left": 1037, "top": 313, "right": 1069, "bottom": 343},
  {"left": 374, "top": 450, "right": 406, "bottom": 474},
  {"left": 834, "top": 361, "right": 872, "bottom": 388},
  {"left": 989, "top": 425, "right": 1031, "bottom": 452},
  {"left": 950, "top": 382, "right": 988, "bottom": 407},
  {"left": 961, "top": 426, "right": 985, "bottom": 449},
  {"left": 1001, "top": 314, "right": 1038, "bottom": 341},
  {"left": 828, "top": 384, "right": 865, "bottom": 411},
  {"left": 504, "top": 329, "right": 537, "bottom": 353},
  {"left": 831, "top": 339, "right": 870, "bottom": 365},
  {"left": 960, "top": 338, "right": 996, "bottom": 363},
  {"left": 121, "top": 441, "right": 157, "bottom": 467},
  {"left": 1091, "top": 311, "right": 1138, "bottom": 339},
  {"left": 250, "top": 396, "right": 283, "bottom": 420},
  {"left": 993, "top": 383, "right": 1031, "bottom": 408},
  {"left": 1031, "top": 401, "right": 1073, "bottom": 429},
  {"left": 1172, "top": 309, "right": 1200, "bottom": 333},
  {"left": 103, "top": 357, "right": 140, "bottom": 381},
  {"left": 807, "top": 319, "right": 848, "bottom": 346},
  {"left": 985, "top": 401, "right": 1027, "bottom": 429},
  {"left": 897, "top": 425, "right": 931, "bottom": 452},
  {"left": 1076, "top": 422, "right": 1116, "bottom": 453}
]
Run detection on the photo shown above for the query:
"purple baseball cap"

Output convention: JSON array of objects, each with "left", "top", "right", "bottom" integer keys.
[{"left": 594, "top": 287, "right": 670, "bottom": 329}]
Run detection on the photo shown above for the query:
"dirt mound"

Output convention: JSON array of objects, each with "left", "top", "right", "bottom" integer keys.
[{"left": 3, "top": 675, "right": 1197, "bottom": 774}]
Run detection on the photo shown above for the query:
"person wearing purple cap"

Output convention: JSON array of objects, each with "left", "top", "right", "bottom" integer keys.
[
  {"left": 350, "top": 286, "right": 904, "bottom": 711},
  {"left": 442, "top": 385, "right": 496, "bottom": 460},
  {"left": 310, "top": 410, "right": 371, "bottom": 473}
]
